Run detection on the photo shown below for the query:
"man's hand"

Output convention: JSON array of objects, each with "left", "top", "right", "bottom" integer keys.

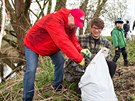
[
  {"left": 79, "top": 58, "right": 85, "bottom": 66},
  {"left": 81, "top": 49, "right": 92, "bottom": 57}
]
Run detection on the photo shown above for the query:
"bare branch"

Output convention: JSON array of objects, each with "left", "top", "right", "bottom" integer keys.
[
  {"left": 24, "top": 0, "right": 32, "bottom": 15},
  {"left": 35, "top": 0, "right": 49, "bottom": 23}
]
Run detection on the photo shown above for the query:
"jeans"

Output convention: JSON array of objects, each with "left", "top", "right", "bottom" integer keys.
[
  {"left": 23, "top": 46, "right": 64, "bottom": 101},
  {"left": 50, "top": 51, "right": 64, "bottom": 87}
]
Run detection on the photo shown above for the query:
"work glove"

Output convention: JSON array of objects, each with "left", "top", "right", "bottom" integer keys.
[
  {"left": 79, "top": 58, "right": 85, "bottom": 66},
  {"left": 81, "top": 49, "right": 92, "bottom": 57}
]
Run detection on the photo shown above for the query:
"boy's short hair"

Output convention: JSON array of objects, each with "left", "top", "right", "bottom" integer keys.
[{"left": 90, "top": 17, "right": 104, "bottom": 29}]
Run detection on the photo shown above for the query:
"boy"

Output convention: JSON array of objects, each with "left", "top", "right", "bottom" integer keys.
[{"left": 111, "top": 18, "right": 128, "bottom": 66}]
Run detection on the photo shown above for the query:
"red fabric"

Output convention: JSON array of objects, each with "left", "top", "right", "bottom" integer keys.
[
  {"left": 71, "top": 8, "right": 85, "bottom": 28},
  {"left": 24, "top": 8, "right": 83, "bottom": 63}
]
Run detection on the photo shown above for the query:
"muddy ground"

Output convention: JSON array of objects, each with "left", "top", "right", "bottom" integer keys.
[{"left": 113, "top": 64, "right": 135, "bottom": 101}]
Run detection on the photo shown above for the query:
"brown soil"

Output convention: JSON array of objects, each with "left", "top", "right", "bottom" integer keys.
[{"left": 113, "top": 65, "right": 135, "bottom": 101}]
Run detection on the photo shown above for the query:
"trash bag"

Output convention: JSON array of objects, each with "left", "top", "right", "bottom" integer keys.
[
  {"left": 78, "top": 50, "right": 118, "bottom": 101},
  {"left": 64, "top": 55, "right": 92, "bottom": 83},
  {"left": 126, "top": 32, "right": 132, "bottom": 40}
]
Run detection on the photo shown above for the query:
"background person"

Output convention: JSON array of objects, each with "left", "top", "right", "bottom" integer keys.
[
  {"left": 123, "top": 20, "right": 130, "bottom": 39},
  {"left": 132, "top": 20, "right": 135, "bottom": 31},
  {"left": 111, "top": 18, "right": 128, "bottom": 66},
  {"left": 131, "top": 20, "right": 135, "bottom": 40}
]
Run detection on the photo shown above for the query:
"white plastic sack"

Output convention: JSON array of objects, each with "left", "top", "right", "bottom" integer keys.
[
  {"left": 131, "top": 30, "right": 135, "bottom": 35},
  {"left": 0, "top": 65, "right": 16, "bottom": 83},
  {"left": 126, "top": 32, "right": 132, "bottom": 40},
  {"left": 78, "top": 50, "right": 118, "bottom": 101},
  {"left": 131, "top": 30, "right": 135, "bottom": 40}
]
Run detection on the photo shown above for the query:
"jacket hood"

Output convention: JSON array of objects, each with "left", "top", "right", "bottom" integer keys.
[{"left": 57, "top": 8, "right": 70, "bottom": 25}]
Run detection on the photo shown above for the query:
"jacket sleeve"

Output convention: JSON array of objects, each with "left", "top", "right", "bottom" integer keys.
[
  {"left": 45, "top": 21, "right": 83, "bottom": 63},
  {"left": 112, "top": 31, "right": 118, "bottom": 48},
  {"left": 102, "top": 38, "right": 112, "bottom": 50}
]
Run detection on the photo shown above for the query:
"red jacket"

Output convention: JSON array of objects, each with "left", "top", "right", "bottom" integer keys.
[{"left": 24, "top": 8, "right": 83, "bottom": 63}]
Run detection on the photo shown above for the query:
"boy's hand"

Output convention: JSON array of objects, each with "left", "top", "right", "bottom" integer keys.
[{"left": 101, "top": 47, "right": 110, "bottom": 58}]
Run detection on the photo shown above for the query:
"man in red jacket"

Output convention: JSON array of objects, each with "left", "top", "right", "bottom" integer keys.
[{"left": 23, "top": 8, "right": 91, "bottom": 101}]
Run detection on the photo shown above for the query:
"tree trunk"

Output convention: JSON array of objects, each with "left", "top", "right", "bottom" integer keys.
[
  {"left": 5, "top": 0, "right": 31, "bottom": 56},
  {"left": 85, "top": 0, "right": 107, "bottom": 34},
  {"left": 79, "top": 0, "right": 89, "bottom": 35},
  {"left": 55, "top": 0, "right": 66, "bottom": 11},
  {"left": 93, "top": 0, "right": 107, "bottom": 18}
]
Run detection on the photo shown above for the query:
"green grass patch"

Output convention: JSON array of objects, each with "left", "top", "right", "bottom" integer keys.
[{"left": 0, "top": 40, "right": 135, "bottom": 100}]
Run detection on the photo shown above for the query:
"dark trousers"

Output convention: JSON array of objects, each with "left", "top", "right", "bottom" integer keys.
[
  {"left": 106, "top": 60, "right": 117, "bottom": 78},
  {"left": 112, "top": 47, "right": 128, "bottom": 65},
  {"left": 124, "top": 31, "right": 128, "bottom": 38}
]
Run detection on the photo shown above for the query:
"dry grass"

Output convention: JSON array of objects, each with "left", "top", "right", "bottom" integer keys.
[
  {"left": 0, "top": 57, "right": 135, "bottom": 101},
  {"left": 114, "top": 65, "right": 135, "bottom": 101}
]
